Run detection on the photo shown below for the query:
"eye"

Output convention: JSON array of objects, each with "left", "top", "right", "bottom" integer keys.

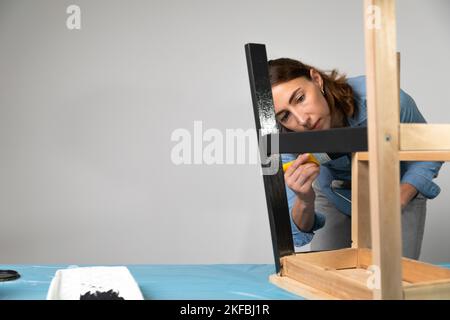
[
  {"left": 296, "top": 94, "right": 305, "bottom": 103},
  {"left": 280, "top": 111, "right": 290, "bottom": 123}
]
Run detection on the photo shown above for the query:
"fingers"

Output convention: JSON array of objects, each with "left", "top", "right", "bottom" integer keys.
[
  {"left": 292, "top": 168, "right": 319, "bottom": 196},
  {"left": 300, "top": 169, "right": 320, "bottom": 192},
  {"left": 284, "top": 158, "right": 320, "bottom": 194},
  {"left": 294, "top": 164, "right": 319, "bottom": 186},
  {"left": 284, "top": 153, "right": 310, "bottom": 177},
  {"left": 290, "top": 162, "right": 316, "bottom": 184}
]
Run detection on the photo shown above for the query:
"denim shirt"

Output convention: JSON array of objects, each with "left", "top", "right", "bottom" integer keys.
[{"left": 282, "top": 75, "right": 443, "bottom": 247}]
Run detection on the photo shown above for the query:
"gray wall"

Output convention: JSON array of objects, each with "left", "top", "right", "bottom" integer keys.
[{"left": 1, "top": 0, "right": 449, "bottom": 264}]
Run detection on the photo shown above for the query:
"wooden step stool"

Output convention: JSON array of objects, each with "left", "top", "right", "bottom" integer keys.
[{"left": 245, "top": 0, "right": 450, "bottom": 300}]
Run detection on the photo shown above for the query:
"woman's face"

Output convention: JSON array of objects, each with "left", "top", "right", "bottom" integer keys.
[{"left": 272, "top": 70, "right": 331, "bottom": 132}]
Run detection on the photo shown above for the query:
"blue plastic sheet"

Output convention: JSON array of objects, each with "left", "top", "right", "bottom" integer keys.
[{"left": 0, "top": 264, "right": 302, "bottom": 300}]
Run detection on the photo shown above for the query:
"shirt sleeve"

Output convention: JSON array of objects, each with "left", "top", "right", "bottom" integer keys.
[
  {"left": 281, "top": 153, "right": 326, "bottom": 247},
  {"left": 399, "top": 90, "right": 443, "bottom": 199}
]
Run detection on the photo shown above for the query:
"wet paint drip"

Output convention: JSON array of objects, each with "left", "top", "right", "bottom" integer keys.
[{"left": 256, "top": 89, "right": 278, "bottom": 135}]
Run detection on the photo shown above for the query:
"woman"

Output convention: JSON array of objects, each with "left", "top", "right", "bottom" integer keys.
[{"left": 269, "top": 58, "right": 443, "bottom": 259}]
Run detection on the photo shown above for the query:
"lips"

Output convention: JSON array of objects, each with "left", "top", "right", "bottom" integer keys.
[{"left": 311, "top": 119, "right": 321, "bottom": 130}]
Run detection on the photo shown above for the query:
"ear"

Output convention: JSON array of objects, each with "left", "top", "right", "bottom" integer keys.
[{"left": 309, "top": 69, "right": 323, "bottom": 89}]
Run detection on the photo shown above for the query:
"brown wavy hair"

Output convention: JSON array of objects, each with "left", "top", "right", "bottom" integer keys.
[{"left": 268, "top": 58, "right": 357, "bottom": 132}]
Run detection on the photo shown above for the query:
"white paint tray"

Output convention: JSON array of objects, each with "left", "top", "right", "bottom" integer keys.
[{"left": 47, "top": 266, "right": 144, "bottom": 300}]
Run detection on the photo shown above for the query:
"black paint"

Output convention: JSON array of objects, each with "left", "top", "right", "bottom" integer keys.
[{"left": 80, "top": 289, "right": 125, "bottom": 300}]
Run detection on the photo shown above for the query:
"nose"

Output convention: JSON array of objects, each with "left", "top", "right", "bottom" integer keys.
[{"left": 290, "top": 108, "right": 311, "bottom": 128}]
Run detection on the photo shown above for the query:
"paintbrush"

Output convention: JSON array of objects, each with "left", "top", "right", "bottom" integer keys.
[{"left": 282, "top": 153, "right": 331, "bottom": 171}]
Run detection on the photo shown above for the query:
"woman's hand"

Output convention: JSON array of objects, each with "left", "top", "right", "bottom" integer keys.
[
  {"left": 284, "top": 153, "right": 320, "bottom": 205},
  {"left": 400, "top": 183, "right": 419, "bottom": 210}
]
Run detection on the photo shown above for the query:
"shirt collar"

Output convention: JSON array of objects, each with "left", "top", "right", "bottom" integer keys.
[{"left": 347, "top": 95, "right": 368, "bottom": 127}]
